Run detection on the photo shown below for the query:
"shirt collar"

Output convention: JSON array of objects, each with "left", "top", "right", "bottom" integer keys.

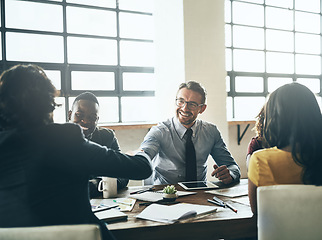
[{"left": 173, "top": 117, "right": 198, "bottom": 139}]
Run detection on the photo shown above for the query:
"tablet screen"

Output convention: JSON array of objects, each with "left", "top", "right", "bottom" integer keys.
[{"left": 178, "top": 181, "right": 219, "bottom": 190}]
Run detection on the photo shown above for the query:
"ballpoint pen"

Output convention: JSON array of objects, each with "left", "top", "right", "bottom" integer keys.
[
  {"left": 207, "top": 199, "right": 225, "bottom": 207},
  {"left": 92, "top": 204, "right": 119, "bottom": 213},
  {"left": 130, "top": 187, "right": 155, "bottom": 195},
  {"left": 225, "top": 202, "right": 238, "bottom": 213}
]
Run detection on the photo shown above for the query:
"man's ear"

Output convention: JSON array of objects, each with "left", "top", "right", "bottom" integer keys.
[
  {"left": 199, "top": 104, "right": 207, "bottom": 114},
  {"left": 67, "top": 110, "right": 72, "bottom": 121}
]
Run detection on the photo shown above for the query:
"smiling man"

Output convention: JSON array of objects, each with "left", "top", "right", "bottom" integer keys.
[
  {"left": 140, "top": 81, "right": 240, "bottom": 185},
  {"left": 68, "top": 92, "right": 129, "bottom": 196}
]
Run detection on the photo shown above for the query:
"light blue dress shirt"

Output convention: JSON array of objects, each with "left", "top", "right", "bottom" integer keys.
[{"left": 140, "top": 117, "right": 240, "bottom": 184}]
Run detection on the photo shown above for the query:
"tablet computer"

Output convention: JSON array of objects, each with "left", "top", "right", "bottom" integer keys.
[{"left": 178, "top": 181, "right": 219, "bottom": 190}]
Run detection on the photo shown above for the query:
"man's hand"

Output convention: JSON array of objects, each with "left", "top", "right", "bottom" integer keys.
[{"left": 211, "top": 164, "right": 233, "bottom": 184}]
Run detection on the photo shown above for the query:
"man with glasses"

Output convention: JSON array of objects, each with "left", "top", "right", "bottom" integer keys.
[
  {"left": 140, "top": 81, "right": 240, "bottom": 185},
  {"left": 69, "top": 92, "right": 129, "bottom": 197}
]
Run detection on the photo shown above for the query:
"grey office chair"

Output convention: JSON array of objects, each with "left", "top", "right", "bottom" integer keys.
[
  {"left": 0, "top": 224, "right": 102, "bottom": 240},
  {"left": 257, "top": 185, "right": 322, "bottom": 240}
]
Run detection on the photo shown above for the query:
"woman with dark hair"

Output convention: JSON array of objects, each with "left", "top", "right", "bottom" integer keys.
[
  {"left": 248, "top": 82, "right": 322, "bottom": 214},
  {"left": 0, "top": 64, "right": 152, "bottom": 240},
  {"left": 246, "top": 105, "right": 265, "bottom": 170}
]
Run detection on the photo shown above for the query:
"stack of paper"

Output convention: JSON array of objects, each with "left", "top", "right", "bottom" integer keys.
[{"left": 136, "top": 203, "right": 217, "bottom": 224}]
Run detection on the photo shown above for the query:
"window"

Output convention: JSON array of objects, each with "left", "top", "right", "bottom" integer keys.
[
  {"left": 225, "top": 0, "right": 322, "bottom": 120},
  {"left": 2, "top": 0, "right": 155, "bottom": 124}
]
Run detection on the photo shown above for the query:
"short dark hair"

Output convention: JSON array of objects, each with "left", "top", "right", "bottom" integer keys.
[
  {"left": 0, "top": 64, "right": 58, "bottom": 129},
  {"left": 72, "top": 92, "right": 99, "bottom": 107},
  {"left": 177, "top": 81, "right": 207, "bottom": 104}
]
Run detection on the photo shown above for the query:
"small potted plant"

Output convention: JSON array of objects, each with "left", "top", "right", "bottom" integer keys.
[{"left": 162, "top": 185, "right": 178, "bottom": 201}]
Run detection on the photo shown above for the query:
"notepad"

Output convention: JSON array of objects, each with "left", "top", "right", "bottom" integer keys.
[
  {"left": 130, "top": 190, "right": 197, "bottom": 202},
  {"left": 205, "top": 183, "right": 248, "bottom": 197},
  {"left": 94, "top": 209, "right": 128, "bottom": 223},
  {"left": 136, "top": 203, "right": 217, "bottom": 224}
]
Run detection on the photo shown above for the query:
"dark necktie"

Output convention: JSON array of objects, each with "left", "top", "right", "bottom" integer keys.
[{"left": 185, "top": 128, "right": 197, "bottom": 181}]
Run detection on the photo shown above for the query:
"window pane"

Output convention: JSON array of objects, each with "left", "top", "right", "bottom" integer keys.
[
  {"left": 6, "top": 0, "right": 63, "bottom": 32},
  {"left": 119, "top": 12, "right": 154, "bottom": 40},
  {"left": 234, "top": 97, "right": 266, "bottom": 119},
  {"left": 266, "top": 0, "right": 293, "bottom": 8},
  {"left": 267, "top": 77, "right": 293, "bottom": 93},
  {"left": 266, "top": 29, "right": 294, "bottom": 52},
  {"left": 235, "top": 76, "right": 263, "bottom": 92},
  {"left": 233, "top": 50, "right": 264, "bottom": 72},
  {"left": 232, "top": 2, "right": 264, "bottom": 27},
  {"left": 226, "top": 49, "right": 232, "bottom": 71},
  {"left": 45, "top": 70, "right": 61, "bottom": 90},
  {"left": 295, "top": 33, "right": 320, "bottom": 54},
  {"left": 225, "top": 24, "right": 231, "bottom": 47},
  {"left": 53, "top": 97, "right": 66, "bottom": 123},
  {"left": 123, "top": 73, "right": 155, "bottom": 91},
  {"left": 119, "top": 0, "right": 154, "bottom": 12},
  {"left": 295, "top": 0, "right": 320, "bottom": 13},
  {"left": 67, "top": 37, "right": 117, "bottom": 65},
  {"left": 225, "top": 0, "right": 231, "bottom": 23},
  {"left": 297, "top": 78, "right": 320, "bottom": 94},
  {"left": 266, "top": 7, "right": 293, "bottom": 30},
  {"left": 6, "top": 32, "right": 64, "bottom": 63},
  {"left": 226, "top": 76, "right": 230, "bottom": 92},
  {"left": 226, "top": 96, "right": 233, "bottom": 120},
  {"left": 120, "top": 41, "right": 154, "bottom": 67},
  {"left": 67, "top": 7, "right": 116, "bottom": 37},
  {"left": 238, "top": 0, "right": 263, "bottom": 4},
  {"left": 295, "top": 12, "right": 320, "bottom": 34},
  {"left": 121, "top": 97, "right": 156, "bottom": 122},
  {"left": 233, "top": 26, "right": 264, "bottom": 49},
  {"left": 266, "top": 52, "right": 294, "bottom": 73},
  {"left": 97, "top": 97, "right": 119, "bottom": 123},
  {"left": 295, "top": 54, "right": 321, "bottom": 75},
  {"left": 67, "top": 0, "right": 116, "bottom": 8},
  {"left": 71, "top": 71, "right": 115, "bottom": 90}
]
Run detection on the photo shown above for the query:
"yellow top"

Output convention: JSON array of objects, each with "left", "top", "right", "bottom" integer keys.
[{"left": 248, "top": 147, "right": 303, "bottom": 187}]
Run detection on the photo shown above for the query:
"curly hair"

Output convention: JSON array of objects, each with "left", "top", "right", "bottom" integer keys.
[
  {"left": 263, "top": 82, "right": 322, "bottom": 185},
  {"left": 254, "top": 105, "right": 265, "bottom": 139},
  {"left": 0, "top": 64, "right": 58, "bottom": 129}
]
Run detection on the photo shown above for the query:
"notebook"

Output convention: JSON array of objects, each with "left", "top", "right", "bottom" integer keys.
[
  {"left": 136, "top": 203, "right": 217, "bottom": 223},
  {"left": 94, "top": 209, "right": 128, "bottom": 223},
  {"left": 130, "top": 190, "right": 197, "bottom": 202}
]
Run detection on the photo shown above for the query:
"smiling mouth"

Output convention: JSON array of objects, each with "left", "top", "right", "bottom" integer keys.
[
  {"left": 80, "top": 126, "right": 89, "bottom": 131},
  {"left": 179, "top": 111, "right": 191, "bottom": 117}
]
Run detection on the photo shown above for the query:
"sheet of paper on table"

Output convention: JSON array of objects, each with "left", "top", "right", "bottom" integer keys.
[
  {"left": 136, "top": 203, "right": 217, "bottom": 224},
  {"left": 205, "top": 183, "right": 248, "bottom": 197},
  {"left": 90, "top": 198, "right": 136, "bottom": 211}
]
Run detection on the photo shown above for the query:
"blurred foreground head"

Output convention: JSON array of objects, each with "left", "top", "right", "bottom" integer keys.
[{"left": 0, "top": 64, "right": 58, "bottom": 130}]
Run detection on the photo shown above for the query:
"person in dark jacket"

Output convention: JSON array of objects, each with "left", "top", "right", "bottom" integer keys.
[
  {"left": 68, "top": 92, "right": 129, "bottom": 198},
  {"left": 0, "top": 64, "right": 152, "bottom": 240}
]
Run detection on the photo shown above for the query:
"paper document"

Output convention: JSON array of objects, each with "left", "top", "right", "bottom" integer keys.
[
  {"left": 205, "top": 183, "right": 248, "bottom": 197},
  {"left": 94, "top": 209, "right": 128, "bottom": 223},
  {"left": 136, "top": 203, "right": 217, "bottom": 224},
  {"left": 130, "top": 190, "right": 197, "bottom": 202},
  {"left": 90, "top": 198, "right": 136, "bottom": 211}
]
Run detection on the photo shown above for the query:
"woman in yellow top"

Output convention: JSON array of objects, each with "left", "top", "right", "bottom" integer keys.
[{"left": 248, "top": 82, "right": 322, "bottom": 214}]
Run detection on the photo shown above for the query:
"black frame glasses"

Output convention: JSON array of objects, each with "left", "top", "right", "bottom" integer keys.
[{"left": 175, "top": 98, "right": 204, "bottom": 110}]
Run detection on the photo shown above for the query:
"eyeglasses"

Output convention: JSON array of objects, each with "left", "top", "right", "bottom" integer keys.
[{"left": 175, "top": 98, "right": 204, "bottom": 110}]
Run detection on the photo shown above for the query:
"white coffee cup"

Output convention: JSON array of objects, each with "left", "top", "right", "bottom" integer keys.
[{"left": 98, "top": 177, "right": 117, "bottom": 198}]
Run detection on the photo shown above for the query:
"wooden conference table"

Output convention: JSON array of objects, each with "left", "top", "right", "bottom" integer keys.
[{"left": 106, "top": 179, "right": 257, "bottom": 240}]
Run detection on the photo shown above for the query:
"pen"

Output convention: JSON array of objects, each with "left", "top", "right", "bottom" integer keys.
[
  {"left": 130, "top": 187, "right": 155, "bottom": 195},
  {"left": 207, "top": 199, "right": 225, "bottom": 207},
  {"left": 92, "top": 205, "right": 119, "bottom": 213},
  {"left": 113, "top": 200, "right": 132, "bottom": 206},
  {"left": 225, "top": 202, "right": 238, "bottom": 213}
]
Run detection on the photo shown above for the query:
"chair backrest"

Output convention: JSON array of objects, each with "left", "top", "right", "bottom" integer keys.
[
  {"left": 257, "top": 185, "right": 322, "bottom": 240},
  {"left": 0, "top": 224, "right": 102, "bottom": 240}
]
